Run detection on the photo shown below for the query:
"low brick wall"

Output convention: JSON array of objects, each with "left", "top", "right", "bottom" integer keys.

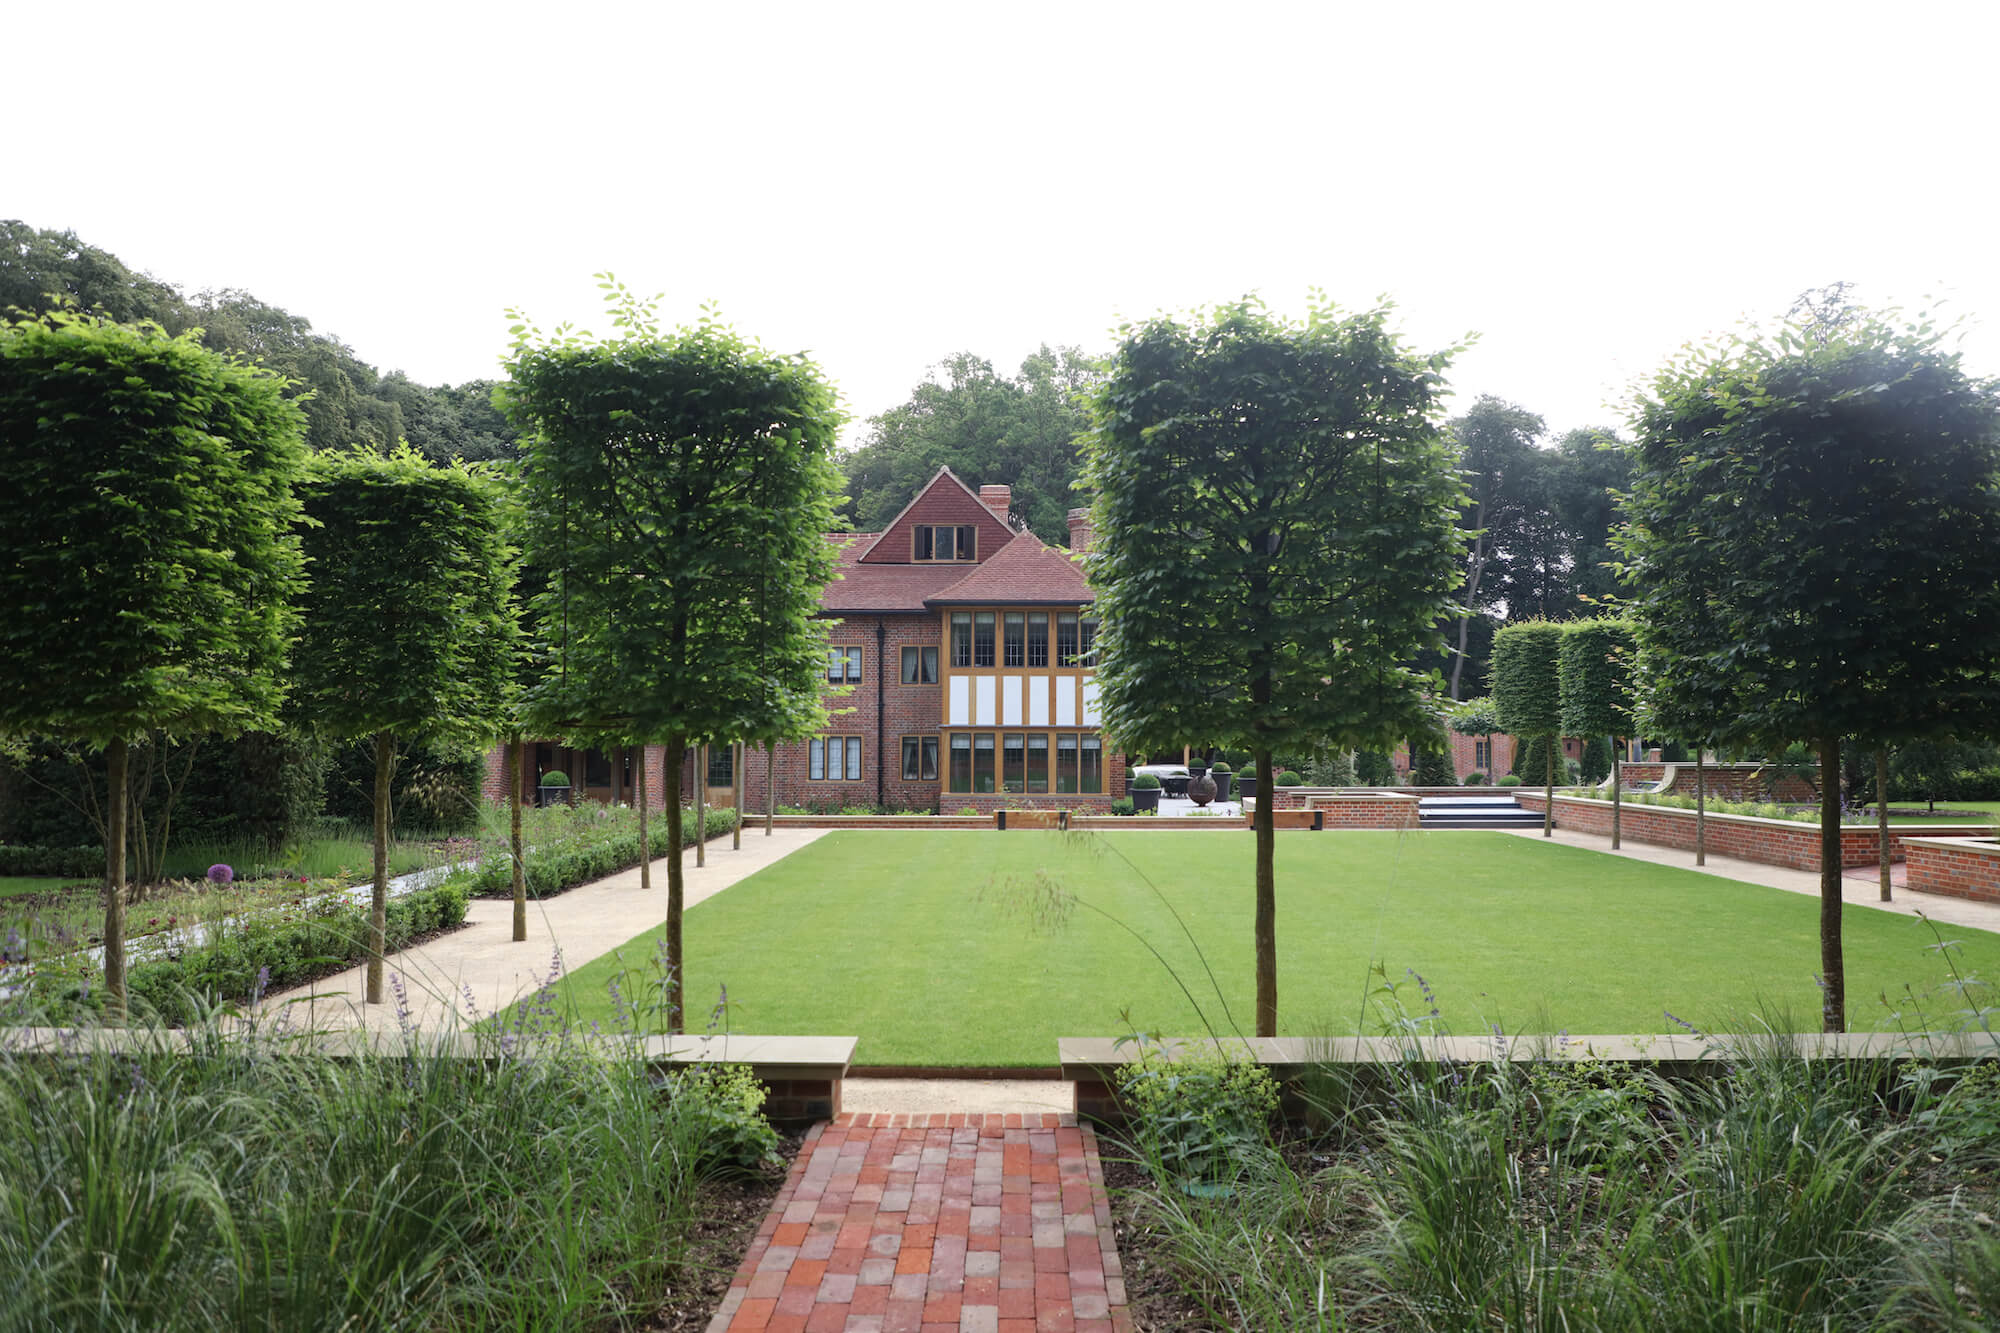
[
  {"left": 1904, "top": 837, "right": 2000, "bottom": 905},
  {"left": 1059, "top": 1032, "right": 2000, "bottom": 1124},
  {"left": 1623, "top": 761, "right": 1817, "bottom": 803},
  {"left": 1515, "top": 793, "right": 1970, "bottom": 872}
]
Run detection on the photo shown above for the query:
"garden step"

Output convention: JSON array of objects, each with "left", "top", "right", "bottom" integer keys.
[{"left": 1417, "top": 795, "right": 1545, "bottom": 829}]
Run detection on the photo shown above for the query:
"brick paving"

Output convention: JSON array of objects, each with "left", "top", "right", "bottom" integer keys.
[{"left": 707, "top": 1112, "right": 1131, "bottom": 1333}]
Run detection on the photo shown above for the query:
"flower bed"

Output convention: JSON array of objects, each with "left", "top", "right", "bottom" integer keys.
[{"left": 1515, "top": 792, "right": 1973, "bottom": 871}]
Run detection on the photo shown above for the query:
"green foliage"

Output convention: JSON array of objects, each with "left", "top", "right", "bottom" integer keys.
[
  {"left": 1115, "top": 1041, "right": 1280, "bottom": 1181},
  {"left": 1496, "top": 773, "right": 1522, "bottom": 787},
  {"left": 1109, "top": 797, "right": 1136, "bottom": 816},
  {"left": 1275, "top": 771, "right": 1302, "bottom": 786},
  {"left": 1131, "top": 773, "right": 1162, "bottom": 789},
  {"left": 1, "top": 221, "right": 523, "bottom": 461},
  {"left": 503, "top": 284, "right": 841, "bottom": 753},
  {"left": 1889, "top": 740, "right": 2000, "bottom": 806},
  {"left": 1084, "top": 297, "right": 1466, "bottom": 762},
  {"left": 323, "top": 738, "right": 481, "bottom": 835},
  {"left": 1462, "top": 771, "right": 1487, "bottom": 786},
  {"left": 0, "top": 311, "right": 306, "bottom": 745},
  {"left": 1356, "top": 750, "right": 1396, "bottom": 786},
  {"left": 1306, "top": 750, "right": 1356, "bottom": 787},
  {"left": 660, "top": 1063, "right": 783, "bottom": 1176},
  {"left": 0, "top": 1009, "right": 759, "bottom": 1331},
  {"left": 464, "top": 804, "right": 737, "bottom": 900},
  {"left": 1620, "top": 308, "right": 2000, "bottom": 757},
  {"left": 1448, "top": 696, "right": 1502, "bottom": 737},
  {"left": 538, "top": 770, "right": 571, "bottom": 786},
  {"left": 1580, "top": 734, "right": 1614, "bottom": 784},
  {"left": 841, "top": 347, "right": 1099, "bottom": 543},
  {"left": 1558, "top": 617, "right": 1637, "bottom": 740},
  {"left": 291, "top": 446, "right": 517, "bottom": 750},
  {"left": 1490, "top": 620, "right": 1564, "bottom": 742},
  {"left": 1410, "top": 747, "right": 1456, "bottom": 786},
  {"left": 0, "top": 844, "right": 100, "bottom": 878},
  {"left": 1208, "top": 761, "right": 1233, "bottom": 777}
]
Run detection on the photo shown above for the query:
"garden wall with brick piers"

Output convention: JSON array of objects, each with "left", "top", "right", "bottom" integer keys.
[
  {"left": 1514, "top": 792, "right": 1972, "bottom": 872},
  {"left": 1904, "top": 837, "right": 2000, "bottom": 905}
]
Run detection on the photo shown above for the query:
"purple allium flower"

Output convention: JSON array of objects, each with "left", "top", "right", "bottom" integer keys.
[{"left": 206, "top": 864, "right": 234, "bottom": 885}]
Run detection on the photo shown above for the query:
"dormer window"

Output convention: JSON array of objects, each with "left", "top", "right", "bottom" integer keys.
[{"left": 914, "top": 524, "right": 976, "bottom": 562}]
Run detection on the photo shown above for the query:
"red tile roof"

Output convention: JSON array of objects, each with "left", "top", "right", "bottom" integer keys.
[{"left": 928, "top": 533, "right": 1092, "bottom": 606}]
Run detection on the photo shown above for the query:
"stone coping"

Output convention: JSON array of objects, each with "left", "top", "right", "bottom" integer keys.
[
  {"left": 1524, "top": 791, "right": 1976, "bottom": 837},
  {"left": 1904, "top": 835, "right": 2000, "bottom": 855},
  {"left": 1058, "top": 1030, "right": 2000, "bottom": 1075},
  {"left": 1, "top": 1026, "right": 856, "bottom": 1079}
]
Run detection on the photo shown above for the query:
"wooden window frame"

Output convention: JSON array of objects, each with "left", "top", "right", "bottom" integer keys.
[
  {"left": 808, "top": 735, "right": 864, "bottom": 782},
  {"left": 901, "top": 644, "right": 939, "bottom": 685},
  {"left": 826, "top": 646, "right": 862, "bottom": 684},
  {"left": 913, "top": 523, "right": 977, "bottom": 563},
  {"left": 901, "top": 734, "right": 939, "bottom": 782}
]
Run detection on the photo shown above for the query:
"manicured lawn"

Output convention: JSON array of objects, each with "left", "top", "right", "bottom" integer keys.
[
  {"left": 547, "top": 831, "right": 2000, "bottom": 1066},
  {"left": 0, "top": 876, "right": 84, "bottom": 898}
]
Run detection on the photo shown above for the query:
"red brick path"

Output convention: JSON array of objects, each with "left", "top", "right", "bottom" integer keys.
[{"left": 707, "top": 1112, "right": 1131, "bottom": 1333}]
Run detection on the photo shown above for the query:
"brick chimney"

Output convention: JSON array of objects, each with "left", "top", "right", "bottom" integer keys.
[
  {"left": 1067, "top": 507, "right": 1095, "bottom": 552},
  {"left": 978, "top": 484, "right": 1011, "bottom": 518}
]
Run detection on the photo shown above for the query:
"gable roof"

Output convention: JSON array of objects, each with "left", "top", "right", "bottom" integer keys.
[
  {"left": 854, "top": 465, "right": 1015, "bottom": 565},
  {"left": 928, "top": 532, "right": 1092, "bottom": 607}
]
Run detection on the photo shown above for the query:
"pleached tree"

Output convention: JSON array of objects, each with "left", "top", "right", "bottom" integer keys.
[
  {"left": 503, "top": 282, "right": 840, "bottom": 1032},
  {"left": 1491, "top": 620, "right": 1564, "bottom": 836},
  {"left": 292, "top": 446, "right": 517, "bottom": 1004},
  {"left": 1559, "top": 617, "right": 1637, "bottom": 846},
  {"left": 0, "top": 311, "right": 306, "bottom": 1016},
  {"left": 1085, "top": 297, "right": 1465, "bottom": 1038}
]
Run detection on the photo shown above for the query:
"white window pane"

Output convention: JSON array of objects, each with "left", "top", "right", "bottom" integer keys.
[
  {"left": 809, "top": 739, "right": 824, "bottom": 780},
  {"left": 846, "top": 738, "right": 862, "bottom": 780}
]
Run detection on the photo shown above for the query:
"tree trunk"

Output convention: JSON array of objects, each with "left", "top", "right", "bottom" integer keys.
[
  {"left": 1877, "top": 748, "right": 1891, "bottom": 903},
  {"left": 366, "top": 730, "right": 393, "bottom": 1006},
  {"left": 1254, "top": 746, "right": 1277, "bottom": 1038},
  {"left": 637, "top": 745, "right": 651, "bottom": 891},
  {"left": 1542, "top": 737, "right": 1554, "bottom": 837},
  {"left": 509, "top": 734, "right": 526, "bottom": 942},
  {"left": 695, "top": 743, "right": 707, "bottom": 868},
  {"left": 732, "top": 740, "right": 744, "bottom": 851},
  {"left": 1819, "top": 735, "right": 1846, "bottom": 1033},
  {"left": 1611, "top": 743, "right": 1622, "bottom": 850},
  {"left": 1695, "top": 750, "right": 1706, "bottom": 866},
  {"left": 664, "top": 729, "right": 686, "bottom": 1033},
  {"left": 103, "top": 737, "right": 129, "bottom": 1021}
]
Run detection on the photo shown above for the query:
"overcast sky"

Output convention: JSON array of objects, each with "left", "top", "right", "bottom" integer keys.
[{"left": 12, "top": 1, "right": 1999, "bottom": 446}]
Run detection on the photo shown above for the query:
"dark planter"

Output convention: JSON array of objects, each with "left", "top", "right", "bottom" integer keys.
[
  {"left": 1234, "top": 772, "right": 1257, "bottom": 802},
  {"left": 1161, "top": 774, "right": 1191, "bottom": 798},
  {"left": 1187, "top": 763, "right": 1209, "bottom": 781},
  {"left": 1210, "top": 772, "right": 1232, "bottom": 800},
  {"left": 537, "top": 784, "right": 571, "bottom": 808},
  {"left": 1188, "top": 774, "right": 1217, "bottom": 807},
  {"left": 1132, "top": 787, "right": 1162, "bottom": 813}
]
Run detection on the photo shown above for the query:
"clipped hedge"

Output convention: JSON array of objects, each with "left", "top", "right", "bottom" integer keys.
[
  {"left": 0, "top": 844, "right": 102, "bottom": 879},
  {"left": 467, "top": 806, "right": 739, "bottom": 901},
  {"left": 31, "top": 878, "right": 474, "bottom": 1026}
]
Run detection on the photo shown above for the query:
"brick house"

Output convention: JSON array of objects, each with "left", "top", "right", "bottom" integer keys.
[{"left": 485, "top": 467, "right": 1122, "bottom": 813}]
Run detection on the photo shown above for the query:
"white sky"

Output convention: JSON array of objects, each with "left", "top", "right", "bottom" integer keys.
[{"left": 11, "top": 1, "right": 2000, "bottom": 446}]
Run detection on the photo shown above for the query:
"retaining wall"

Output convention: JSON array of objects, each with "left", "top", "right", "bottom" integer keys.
[
  {"left": 1515, "top": 792, "right": 1970, "bottom": 872},
  {"left": 1903, "top": 837, "right": 2000, "bottom": 905}
]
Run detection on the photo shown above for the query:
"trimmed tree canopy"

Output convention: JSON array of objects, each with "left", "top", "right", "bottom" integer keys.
[
  {"left": 1085, "top": 298, "right": 1465, "bottom": 759},
  {"left": 0, "top": 312, "right": 305, "bottom": 744},
  {"left": 1490, "top": 620, "right": 1563, "bottom": 740},
  {"left": 1558, "top": 617, "right": 1637, "bottom": 739},
  {"left": 501, "top": 291, "right": 841, "bottom": 750},
  {"left": 291, "top": 446, "right": 517, "bottom": 750}
]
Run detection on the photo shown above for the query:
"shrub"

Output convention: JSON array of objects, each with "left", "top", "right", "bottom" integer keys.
[
  {"left": 1210, "top": 761, "right": 1233, "bottom": 777},
  {"left": 1110, "top": 797, "right": 1135, "bottom": 816},
  {"left": 660, "top": 1062, "right": 783, "bottom": 1175},
  {"left": 1463, "top": 771, "right": 1487, "bottom": 786},
  {"left": 1308, "top": 750, "right": 1356, "bottom": 787},
  {"left": 539, "top": 771, "right": 571, "bottom": 786},
  {"left": 1410, "top": 747, "right": 1456, "bottom": 786},
  {"left": 1355, "top": 750, "right": 1395, "bottom": 786},
  {"left": 1116, "top": 1040, "right": 1280, "bottom": 1181},
  {"left": 0, "top": 843, "right": 101, "bottom": 879},
  {"left": 1497, "top": 774, "right": 1522, "bottom": 787},
  {"left": 1580, "top": 734, "right": 1613, "bottom": 785},
  {"left": 1132, "top": 773, "right": 1162, "bottom": 789},
  {"left": 1275, "top": 771, "right": 1302, "bottom": 786}
]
